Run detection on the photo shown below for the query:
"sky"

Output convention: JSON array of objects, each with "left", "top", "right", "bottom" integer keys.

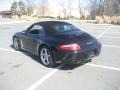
[
  {"left": 0, "top": 0, "right": 89, "bottom": 11},
  {"left": 0, "top": 0, "right": 16, "bottom": 11}
]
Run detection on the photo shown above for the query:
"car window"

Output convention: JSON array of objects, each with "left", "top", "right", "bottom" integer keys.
[
  {"left": 28, "top": 24, "right": 45, "bottom": 34},
  {"left": 51, "top": 24, "right": 79, "bottom": 33}
]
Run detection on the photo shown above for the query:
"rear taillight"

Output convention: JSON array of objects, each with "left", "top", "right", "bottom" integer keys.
[{"left": 59, "top": 43, "right": 80, "bottom": 50}]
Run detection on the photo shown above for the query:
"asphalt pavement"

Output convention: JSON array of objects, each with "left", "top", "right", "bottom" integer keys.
[{"left": 0, "top": 19, "right": 120, "bottom": 90}]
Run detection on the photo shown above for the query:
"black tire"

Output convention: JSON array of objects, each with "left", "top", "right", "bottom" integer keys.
[
  {"left": 13, "top": 37, "right": 21, "bottom": 51},
  {"left": 39, "top": 46, "right": 55, "bottom": 67}
]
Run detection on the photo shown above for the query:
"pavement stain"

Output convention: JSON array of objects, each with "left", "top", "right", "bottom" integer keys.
[
  {"left": 67, "top": 71, "right": 72, "bottom": 74},
  {"left": 97, "top": 75, "right": 103, "bottom": 80},
  {"left": 0, "top": 72, "right": 5, "bottom": 76},
  {"left": 13, "top": 61, "right": 27, "bottom": 68},
  {"left": 8, "top": 62, "right": 12, "bottom": 64}
]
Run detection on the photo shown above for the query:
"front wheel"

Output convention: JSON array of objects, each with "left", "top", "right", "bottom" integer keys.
[
  {"left": 13, "top": 37, "right": 20, "bottom": 50},
  {"left": 39, "top": 46, "right": 55, "bottom": 67}
]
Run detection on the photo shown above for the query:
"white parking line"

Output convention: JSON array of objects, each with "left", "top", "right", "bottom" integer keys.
[
  {"left": 0, "top": 48, "right": 20, "bottom": 53},
  {"left": 86, "top": 63, "right": 120, "bottom": 71},
  {"left": 101, "top": 36, "right": 120, "bottom": 39},
  {"left": 86, "top": 31, "right": 120, "bottom": 34},
  {"left": 107, "top": 32, "right": 120, "bottom": 34},
  {"left": 96, "top": 26, "right": 112, "bottom": 38},
  {"left": 27, "top": 64, "right": 64, "bottom": 90},
  {"left": 103, "top": 45, "right": 120, "bottom": 48},
  {"left": 0, "top": 21, "right": 27, "bottom": 25}
]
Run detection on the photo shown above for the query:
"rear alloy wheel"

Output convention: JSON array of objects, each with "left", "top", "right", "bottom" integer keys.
[
  {"left": 13, "top": 37, "right": 20, "bottom": 50},
  {"left": 40, "top": 46, "right": 55, "bottom": 67}
]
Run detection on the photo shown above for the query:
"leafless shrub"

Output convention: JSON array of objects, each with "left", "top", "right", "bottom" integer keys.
[
  {"left": 111, "top": 16, "right": 118, "bottom": 24},
  {"left": 96, "top": 16, "right": 104, "bottom": 24},
  {"left": 103, "top": 16, "right": 111, "bottom": 24},
  {"left": 96, "top": 16, "right": 120, "bottom": 25}
]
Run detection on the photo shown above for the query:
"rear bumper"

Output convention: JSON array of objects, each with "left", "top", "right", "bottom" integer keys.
[
  {"left": 62, "top": 48, "right": 100, "bottom": 64},
  {"left": 54, "top": 44, "right": 101, "bottom": 64}
]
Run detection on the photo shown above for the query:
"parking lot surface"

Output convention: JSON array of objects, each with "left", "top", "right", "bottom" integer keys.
[{"left": 0, "top": 20, "right": 120, "bottom": 90}]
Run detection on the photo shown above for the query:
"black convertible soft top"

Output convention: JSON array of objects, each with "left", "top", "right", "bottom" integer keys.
[
  {"left": 33, "top": 21, "right": 73, "bottom": 35},
  {"left": 36, "top": 21, "right": 70, "bottom": 26}
]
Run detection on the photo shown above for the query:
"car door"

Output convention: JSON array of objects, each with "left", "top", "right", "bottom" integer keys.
[
  {"left": 21, "top": 24, "right": 45, "bottom": 54},
  {"left": 29, "top": 25, "right": 45, "bottom": 54}
]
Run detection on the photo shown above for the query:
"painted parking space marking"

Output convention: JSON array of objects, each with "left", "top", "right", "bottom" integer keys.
[
  {"left": 103, "top": 45, "right": 120, "bottom": 48},
  {"left": 0, "top": 48, "right": 20, "bottom": 53},
  {"left": 86, "top": 31, "right": 120, "bottom": 34},
  {"left": 96, "top": 26, "right": 112, "bottom": 38},
  {"left": 0, "top": 21, "right": 28, "bottom": 25},
  {"left": 86, "top": 63, "right": 120, "bottom": 71},
  {"left": 26, "top": 64, "right": 64, "bottom": 90},
  {"left": 100, "top": 36, "right": 120, "bottom": 39}
]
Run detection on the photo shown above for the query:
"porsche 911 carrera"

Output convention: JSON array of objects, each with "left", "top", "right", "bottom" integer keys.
[{"left": 13, "top": 21, "right": 101, "bottom": 67}]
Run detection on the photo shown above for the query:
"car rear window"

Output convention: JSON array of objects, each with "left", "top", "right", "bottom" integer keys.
[{"left": 50, "top": 24, "right": 79, "bottom": 33}]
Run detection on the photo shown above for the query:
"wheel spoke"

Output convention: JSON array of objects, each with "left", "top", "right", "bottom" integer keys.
[
  {"left": 41, "top": 51, "right": 45, "bottom": 56},
  {"left": 45, "top": 58, "right": 49, "bottom": 64},
  {"left": 44, "top": 49, "right": 48, "bottom": 55},
  {"left": 40, "top": 48, "right": 51, "bottom": 65}
]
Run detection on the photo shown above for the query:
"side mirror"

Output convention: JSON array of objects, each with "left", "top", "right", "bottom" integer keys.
[{"left": 22, "top": 30, "right": 27, "bottom": 34}]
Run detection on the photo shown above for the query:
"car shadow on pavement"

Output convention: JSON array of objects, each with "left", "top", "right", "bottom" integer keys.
[
  {"left": 60, "top": 64, "right": 83, "bottom": 70},
  {"left": 10, "top": 44, "right": 89, "bottom": 70},
  {"left": 10, "top": 44, "right": 44, "bottom": 64},
  {"left": 60, "top": 60, "right": 91, "bottom": 70}
]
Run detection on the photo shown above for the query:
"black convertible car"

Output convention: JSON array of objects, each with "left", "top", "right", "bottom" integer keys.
[{"left": 13, "top": 21, "right": 101, "bottom": 67}]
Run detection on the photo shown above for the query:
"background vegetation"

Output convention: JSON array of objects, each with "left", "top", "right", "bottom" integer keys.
[{"left": 10, "top": 0, "right": 120, "bottom": 24}]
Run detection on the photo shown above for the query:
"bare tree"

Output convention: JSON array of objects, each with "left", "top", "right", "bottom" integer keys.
[
  {"left": 68, "top": 0, "right": 71, "bottom": 19},
  {"left": 99, "top": 0, "right": 105, "bottom": 17},
  {"left": 42, "top": 0, "right": 45, "bottom": 16},
  {"left": 57, "top": 0, "right": 68, "bottom": 19},
  {"left": 38, "top": 0, "right": 48, "bottom": 17},
  {"left": 89, "top": 0, "right": 120, "bottom": 19},
  {"left": 11, "top": 1, "right": 17, "bottom": 15},
  {"left": 89, "top": 0, "right": 98, "bottom": 19},
  {"left": 112, "top": 0, "right": 120, "bottom": 16},
  {"left": 26, "top": 0, "right": 33, "bottom": 16},
  {"left": 78, "top": 0, "right": 81, "bottom": 19}
]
